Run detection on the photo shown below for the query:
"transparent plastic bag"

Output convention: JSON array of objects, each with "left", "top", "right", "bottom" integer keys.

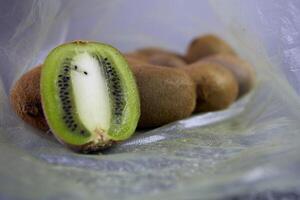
[{"left": 1, "top": 0, "right": 300, "bottom": 199}]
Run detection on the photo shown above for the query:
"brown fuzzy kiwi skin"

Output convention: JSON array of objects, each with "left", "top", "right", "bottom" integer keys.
[
  {"left": 128, "top": 61, "right": 196, "bottom": 128},
  {"left": 10, "top": 65, "right": 49, "bottom": 132},
  {"left": 147, "top": 54, "right": 186, "bottom": 67},
  {"left": 186, "top": 34, "right": 236, "bottom": 63},
  {"left": 123, "top": 53, "right": 149, "bottom": 63},
  {"left": 135, "top": 47, "right": 185, "bottom": 60},
  {"left": 125, "top": 48, "right": 187, "bottom": 68},
  {"left": 201, "top": 54, "right": 255, "bottom": 97},
  {"left": 182, "top": 62, "right": 238, "bottom": 112}
]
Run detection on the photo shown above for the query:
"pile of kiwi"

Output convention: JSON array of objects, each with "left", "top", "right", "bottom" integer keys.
[{"left": 10, "top": 34, "right": 255, "bottom": 153}]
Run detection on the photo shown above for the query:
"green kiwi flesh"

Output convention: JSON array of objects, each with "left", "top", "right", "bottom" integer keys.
[{"left": 41, "top": 41, "right": 140, "bottom": 152}]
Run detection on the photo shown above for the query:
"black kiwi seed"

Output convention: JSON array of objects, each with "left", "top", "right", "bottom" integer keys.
[
  {"left": 95, "top": 56, "right": 125, "bottom": 123},
  {"left": 74, "top": 65, "right": 78, "bottom": 70},
  {"left": 84, "top": 71, "right": 88, "bottom": 75}
]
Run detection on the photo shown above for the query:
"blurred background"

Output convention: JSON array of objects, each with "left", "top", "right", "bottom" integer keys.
[
  {"left": 1, "top": 0, "right": 299, "bottom": 95},
  {"left": 1, "top": 0, "right": 300, "bottom": 199}
]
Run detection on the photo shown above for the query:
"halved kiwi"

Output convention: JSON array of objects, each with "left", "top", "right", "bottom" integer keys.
[{"left": 40, "top": 41, "right": 140, "bottom": 152}]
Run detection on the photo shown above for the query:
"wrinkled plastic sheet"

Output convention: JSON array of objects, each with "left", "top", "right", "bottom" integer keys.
[{"left": 1, "top": 0, "right": 300, "bottom": 199}]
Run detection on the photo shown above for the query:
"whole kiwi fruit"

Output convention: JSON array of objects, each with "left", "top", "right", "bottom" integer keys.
[
  {"left": 186, "top": 34, "right": 236, "bottom": 63},
  {"left": 201, "top": 54, "right": 255, "bottom": 97},
  {"left": 128, "top": 61, "right": 196, "bottom": 128},
  {"left": 10, "top": 65, "right": 48, "bottom": 131},
  {"left": 123, "top": 53, "right": 149, "bottom": 63},
  {"left": 125, "top": 47, "right": 186, "bottom": 67},
  {"left": 147, "top": 54, "right": 186, "bottom": 67},
  {"left": 182, "top": 62, "right": 238, "bottom": 112},
  {"left": 135, "top": 47, "right": 184, "bottom": 60}
]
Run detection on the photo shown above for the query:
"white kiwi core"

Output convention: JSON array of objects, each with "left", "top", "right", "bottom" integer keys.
[{"left": 70, "top": 52, "right": 111, "bottom": 138}]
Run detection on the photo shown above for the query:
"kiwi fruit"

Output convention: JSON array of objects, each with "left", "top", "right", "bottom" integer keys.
[
  {"left": 186, "top": 34, "right": 236, "bottom": 63},
  {"left": 10, "top": 65, "right": 49, "bottom": 132},
  {"left": 39, "top": 41, "right": 140, "bottom": 152},
  {"left": 182, "top": 62, "right": 238, "bottom": 112},
  {"left": 125, "top": 48, "right": 186, "bottom": 67},
  {"left": 11, "top": 58, "right": 195, "bottom": 131},
  {"left": 147, "top": 54, "right": 186, "bottom": 67},
  {"left": 201, "top": 54, "right": 255, "bottom": 97},
  {"left": 123, "top": 53, "right": 149, "bottom": 63},
  {"left": 135, "top": 47, "right": 184, "bottom": 60},
  {"left": 128, "top": 61, "right": 196, "bottom": 128}
]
